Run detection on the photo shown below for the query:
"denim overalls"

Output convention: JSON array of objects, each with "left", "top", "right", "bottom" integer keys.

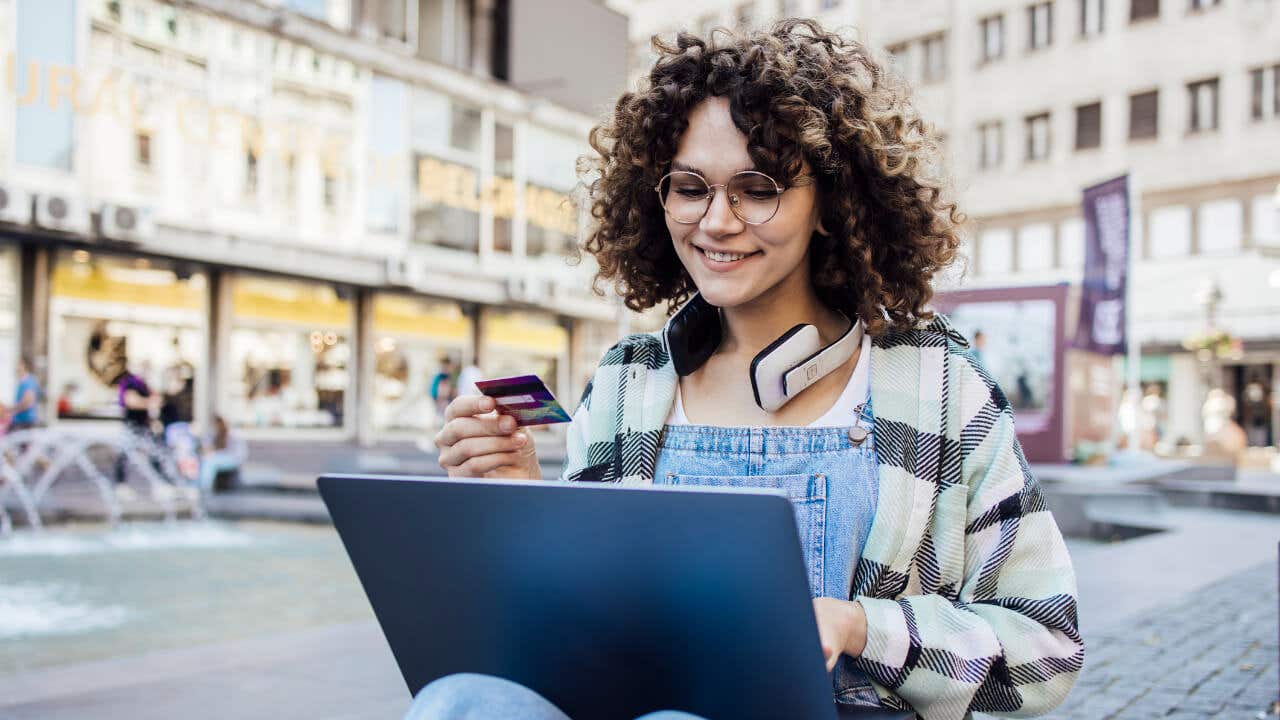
[{"left": 652, "top": 391, "right": 881, "bottom": 707}]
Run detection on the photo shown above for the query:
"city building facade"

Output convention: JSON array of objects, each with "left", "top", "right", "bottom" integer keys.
[
  {"left": 615, "top": 0, "right": 1280, "bottom": 451},
  {"left": 0, "top": 0, "right": 632, "bottom": 446}
]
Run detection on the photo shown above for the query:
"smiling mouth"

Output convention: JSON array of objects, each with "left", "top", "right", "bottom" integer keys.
[{"left": 696, "top": 246, "right": 761, "bottom": 263}]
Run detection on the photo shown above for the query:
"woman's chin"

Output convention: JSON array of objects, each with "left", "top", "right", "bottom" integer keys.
[{"left": 692, "top": 284, "right": 757, "bottom": 310}]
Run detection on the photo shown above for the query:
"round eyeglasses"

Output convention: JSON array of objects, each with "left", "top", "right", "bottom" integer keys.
[{"left": 654, "top": 170, "right": 810, "bottom": 226}]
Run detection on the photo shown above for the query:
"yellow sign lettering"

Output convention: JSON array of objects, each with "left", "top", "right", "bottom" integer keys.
[
  {"left": 12, "top": 59, "right": 40, "bottom": 106},
  {"left": 47, "top": 64, "right": 82, "bottom": 111}
]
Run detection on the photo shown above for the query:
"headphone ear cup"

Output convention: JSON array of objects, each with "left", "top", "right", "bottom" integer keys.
[
  {"left": 666, "top": 294, "right": 722, "bottom": 376},
  {"left": 750, "top": 325, "right": 820, "bottom": 412}
]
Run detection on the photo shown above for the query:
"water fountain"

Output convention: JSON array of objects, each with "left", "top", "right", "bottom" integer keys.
[{"left": 0, "top": 427, "right": 204, "bottom": 535}]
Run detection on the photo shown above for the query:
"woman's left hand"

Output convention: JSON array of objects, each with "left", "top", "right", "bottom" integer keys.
[{"left": 813, "top": 597, "right": 868, "bottom": 671}]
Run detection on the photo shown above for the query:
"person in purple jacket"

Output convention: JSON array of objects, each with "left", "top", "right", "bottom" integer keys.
[{"left": 114, "top": 359, "right": 161, "bottom": 498}]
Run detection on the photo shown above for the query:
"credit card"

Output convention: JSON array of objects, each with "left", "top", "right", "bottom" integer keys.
[{"left": 474, "top": 374, "right": 573, "bottom": 426}]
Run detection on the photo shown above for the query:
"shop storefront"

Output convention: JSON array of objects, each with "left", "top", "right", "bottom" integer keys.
[
  {"left": 370, "top": 293, "right": 473, "bottom": 436},
  {"left": 0, "top": 244, "right": 21, "bottom": 406},
  {"left": 482, "top": 309, "right": 569, "bottom": 406},
  {"left": 47, "top": 250, "right": 207, "bottom": 425},
  {"left": 226, "top": 275, "right": 354, "bottom": 431}
]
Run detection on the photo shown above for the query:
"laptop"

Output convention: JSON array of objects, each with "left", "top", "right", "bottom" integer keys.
[{"left": 319, "top": 474, "right": 913, "bottom": 720}]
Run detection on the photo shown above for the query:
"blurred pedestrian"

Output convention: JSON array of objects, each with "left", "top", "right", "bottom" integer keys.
[
  {"left": 3, "top": 355, "right": 41, "bottom": 431},
  {"left": 200, "top": 415, "right": 248, "bottom": 492},
  {"left": 456, "top": 362, "right": 484, "bottom": 397},
  {"left": 114, "top": 359, "right": 162, "bottom": 500},
  {"left": 56, "top": 381, "right": 77, "bottom": 418},
  {"left": 430, "top": 357, "right": 458, "bottom": 418}
]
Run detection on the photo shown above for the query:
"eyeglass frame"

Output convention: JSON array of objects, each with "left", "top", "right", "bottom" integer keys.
[{"left": 653, "top": 169, "right": 815, "bottom": 226}]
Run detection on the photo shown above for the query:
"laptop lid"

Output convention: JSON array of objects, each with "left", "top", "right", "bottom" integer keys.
[{"left": 319, "top": 474, "right": 838, "bottom": 720}]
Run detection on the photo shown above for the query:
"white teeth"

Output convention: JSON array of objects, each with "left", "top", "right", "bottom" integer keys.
[{"left": 704, "top": 249, "right": 750, "bottom": 262}]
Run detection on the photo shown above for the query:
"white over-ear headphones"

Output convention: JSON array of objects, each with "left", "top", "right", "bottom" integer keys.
[{"left": 663, "top": 293, "right": 863, "bottom": 413}]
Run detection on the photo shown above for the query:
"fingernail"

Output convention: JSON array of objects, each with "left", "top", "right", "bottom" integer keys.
[
  {"left": 514, "top": 433, "right": 527, "bottom": 445},
  {"left": 501, "top": 417, "right": 516, "bottom": 431}
]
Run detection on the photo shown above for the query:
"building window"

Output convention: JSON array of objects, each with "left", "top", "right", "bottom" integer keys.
[
  {"left": 286, "top": 154, "right": 297, "bottom": 204},
  {"left": 1250, "top": 64, "right": 1280, "bottom": 121},
  {"left": 1129, "top": 89, "right": 1159, "bottom": 139},
  {"left": 922, "top": 33, "right": 947, "bottom": 83},
  {"left": 1149, "top": 205, "right": 1191, "bottom": 258},
  {"left": 449, "top": 104, "right": 482, "bottom": 154},
  {"left": 821, "top": 0, "right": 840, "bottom": 9},
  {"left": 492, "top": 122, "right": 514, "bottom": 254},
  {"left": 286, "top": 0, "right": 329, "bottom": 21},
  {"left": 780, "top": 0, "right": 802, "bottom": 17},
  {"left": 275, "top": 151, "right": 297, "bottom": 207},
  {"left": 245, "top": 147, "right": 259, "bottom": 197},
  {"left": 1028, "top": 2, "right": 1053, "bottom": 51},
  {"left": 135, "top": 131, "right": 152, "bottom": 169},
  {"left": 979, "top": 229, "right": 1015, "bottom": 275},
  {"left": 1188, "top": 77, "right": 1219, "bottom": 133},
  {"left": 323, "top": 170, "right": 338, "bottom": 210},
  {"left": 1080, "top": 0, "right": 1104, "bottom": 36},
  {"left": 977, "top": 121, "right": 1003, "bottom": 170},
  {"left": 979, "top": 15, "right": 1004, "bottom": 63},
  {"left": 736, "top": 2, "right": 755, "bottom": 28},
  {"left": 886, "top": 42, "right": 912, "bottom": 82},
  {"left": 1130, "top": 0, "right": 1159, "bottom": 21},
  {"left": 1075, "top": 101, "right": 1102, "bottom": 150},
  {"left": 1018, "top": 223, "right": 1055, "bottom": 271},
  {"left": 1025, "top": 112, "right": 1051, "bottom": 161},
  {"left": 362, "top": 0, "right": 412, "bottom": 44},
  {"left": 1198, "top": 199, "right": 1242, "bottom": 255},
  {"left": 1189, "top": 0, "right": 1220, "bottom": 10}
]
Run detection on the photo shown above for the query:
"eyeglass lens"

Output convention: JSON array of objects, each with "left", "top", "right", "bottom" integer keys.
[{"left": 657, "top": 171, "right": 782, "bottom": 225}]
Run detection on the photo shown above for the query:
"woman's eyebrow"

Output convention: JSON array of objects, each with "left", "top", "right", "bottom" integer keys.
[{"left": 670, "top": 161, "right": 758, "bottom": 176}]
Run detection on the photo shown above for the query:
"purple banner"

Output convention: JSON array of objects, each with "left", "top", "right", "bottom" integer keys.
[{"left": 1075, "top": 175, "right": 1130, "bottom": 355}]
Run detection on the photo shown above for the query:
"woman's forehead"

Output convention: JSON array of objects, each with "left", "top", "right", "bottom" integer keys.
[{"left": 671, "top": 98, "right": 753, "bottom": 176}]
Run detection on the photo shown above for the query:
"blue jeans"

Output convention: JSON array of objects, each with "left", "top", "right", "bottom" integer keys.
[
  {"left": 404, "top": 673, "right": 708, "bottom": 720},
  {"left": 199, "top": 451, "right": 241, "bottom": 491}
]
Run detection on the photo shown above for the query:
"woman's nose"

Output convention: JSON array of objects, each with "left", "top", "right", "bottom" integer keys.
[{"left": 699, "top": 187, "right": 744, "bottom": 236}]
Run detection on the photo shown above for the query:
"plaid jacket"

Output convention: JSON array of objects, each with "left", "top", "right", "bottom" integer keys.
[{"left": 560, "top": 315, "right": 1082, "bottom": 720}]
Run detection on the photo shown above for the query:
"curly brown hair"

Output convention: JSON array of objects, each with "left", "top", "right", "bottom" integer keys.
[{"left": 579, "top": 19, "right": 965, "bottom": 336}]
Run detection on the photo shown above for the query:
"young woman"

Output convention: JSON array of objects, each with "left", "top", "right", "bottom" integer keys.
[{"left": 422, "top": 20, "right": 1082, "bottom": 720}]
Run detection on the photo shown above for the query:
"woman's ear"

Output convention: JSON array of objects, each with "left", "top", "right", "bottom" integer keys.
[{"left": 815, "top": 217, "right": 831, "bottom": 237}]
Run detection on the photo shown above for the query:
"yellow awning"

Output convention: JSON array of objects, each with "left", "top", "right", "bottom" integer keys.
[
  {"left": 484, "top": 312, "right": 568, "bottom": 356},
  {"left": 52, "top": 263, "right": 204, "bottom": 310},
  {"left": 372, "top": 294, "right": 471, "bottom": 344},
  {"left": 232, "top": 276, "right": 351, "bottom": 328}
]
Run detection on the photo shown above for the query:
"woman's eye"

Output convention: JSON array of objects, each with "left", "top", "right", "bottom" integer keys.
[
  {"left": 674, "top": 187, "right": 708, "bottom": 198},
  {"left": 743, "top": 189, "right": 776, "bottom": 200}
]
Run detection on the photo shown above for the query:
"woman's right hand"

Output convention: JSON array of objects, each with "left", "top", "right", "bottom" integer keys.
[{"left": 434, "top": 395, "right": 542, "bottom": 480}]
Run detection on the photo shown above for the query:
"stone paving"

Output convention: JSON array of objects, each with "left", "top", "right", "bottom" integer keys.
[{"left": 980, "top": 560, "right": 1279, "bottom": 720}]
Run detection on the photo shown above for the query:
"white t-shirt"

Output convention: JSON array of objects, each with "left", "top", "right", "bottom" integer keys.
[{"left": 666, "top": 329, "right": 871, "bottom": 427}]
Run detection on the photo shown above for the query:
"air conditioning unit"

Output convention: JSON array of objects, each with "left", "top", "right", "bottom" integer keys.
[
  {"left": 0, "top": 184, "right": 32, "bottom": 225},
  {"left": 34, "top": 193, "right": 90, "bottom": 234},
  {"left": 99, "top": 203, "right": 155, "bottom": 242}
]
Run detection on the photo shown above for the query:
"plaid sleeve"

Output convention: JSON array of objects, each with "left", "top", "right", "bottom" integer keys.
[
  {"left": 853, "top": 352, "right": 1083, "bottom": 719},
  {"left": 558, "top": 376, "right": 594, "bottom": 483}
]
